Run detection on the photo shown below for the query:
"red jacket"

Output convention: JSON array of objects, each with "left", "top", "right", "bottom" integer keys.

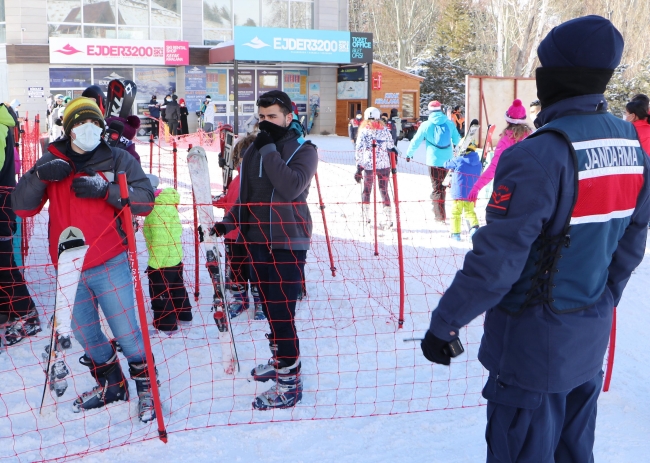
[
  {"left": 633, "top": 119, "right": 650, "bottom": 156},
  {"left": 12, "top": 139, "right": 154, "bottom": 270},
  {"left": 213, "top": 168, "right": 240, "bottom": 240}
]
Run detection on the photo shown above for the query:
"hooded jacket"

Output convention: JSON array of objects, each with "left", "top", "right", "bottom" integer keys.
[
  {"left": 221, "top": 121, "right": 318, "bottom": 251},
  {"left": 632, "top": 119, "right": 650, "bottom": 156},
  {"left": 406, "top": 111, "right": 461, "bottom": 166},
  {"left": 444, "top": 150, "right": 482, "bottom": 200},
  {"left": 355, "top": 121, "right": 395, "bottom": 170},
  {"left": 12, "top": 138, "right": 154, "bottom": 270},
  {"left": 0, "top": 104, "right": 17, "bottom": 237},
  {"left": 143, "top": 188, "right": 183, "bottom": 269}
]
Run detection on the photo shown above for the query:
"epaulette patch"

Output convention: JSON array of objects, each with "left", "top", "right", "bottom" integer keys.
[{"left": 487, "top": 181, "right": 515, "bottom": 215}]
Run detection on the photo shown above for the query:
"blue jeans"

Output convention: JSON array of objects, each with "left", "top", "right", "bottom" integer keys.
[{"left": 71, "top": 252, "right": 146, "bottom": 365}]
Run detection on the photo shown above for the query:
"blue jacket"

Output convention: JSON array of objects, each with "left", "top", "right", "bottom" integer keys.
[
  {"left": 428, "top": 94, "right": 650, "bottom": 393},
  {"left": 443, "top": 150, "right": 482, "bottom": 200},
  {"left": 406, "top": 111, "right": 461, "bottom": 166}
]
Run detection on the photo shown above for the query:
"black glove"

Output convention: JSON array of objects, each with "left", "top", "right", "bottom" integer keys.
[
  {"left": 209, "top": 222, "right": 227, "bottom": 237},
  {"left": 35, "top": 158, "right": 72, "bottom": 182},
  {"left": 421, "top": 330, "right": 463, "bottom": 366},
  {"left": 258, "top": 120, "right": 290, "bottom": 142},
  {"left": 71, "top": 168, "right": 110, "bottom": 199},
  {"left": 253, "top": 130, "right": 274, "bottom": 151},
  {"left": 354, "top": 165, "right": 364, "bottom": 184}
]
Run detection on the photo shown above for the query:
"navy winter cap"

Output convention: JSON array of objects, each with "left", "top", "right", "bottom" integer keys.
[{"left": 537, "top": 15, "right": 624, "bottom": 70}]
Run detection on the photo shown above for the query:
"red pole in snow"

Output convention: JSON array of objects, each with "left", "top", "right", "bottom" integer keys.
[
  {"left": 172, "top": 140, "right": 178, "bottom": 190},
  {"left": 314, "top": 172, "right": 336, "bottom": 277},
  {"left": 372, "top": 140, "right": 378, "bottom": 257},
  {"left": 149, "top": 132, "right": 154, "bottom": 174},
  {"left": 390, "top": 151, "right": 405, "bottom": 328},
  {"left": 117, "top": 172, "right": 168, "bottom": 442},
  {"left": 603, "top": 306, "right": 617, "bottom": 392}
]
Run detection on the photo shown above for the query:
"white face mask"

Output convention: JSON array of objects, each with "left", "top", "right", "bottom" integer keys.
[{"left": 72, "top": 122, "right": 103, "bottom": 152}]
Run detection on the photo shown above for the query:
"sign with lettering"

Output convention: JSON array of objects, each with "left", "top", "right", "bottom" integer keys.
[
  {"left": 49, "top": 38, "right": 190, "bottom": 65},
  {"left": 350, "top": 33, "right": 374, "bottom": 63}
]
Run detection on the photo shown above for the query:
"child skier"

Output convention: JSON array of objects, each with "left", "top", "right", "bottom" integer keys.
[
  {"left": 143, "top": 174, "right": 193, "bottom": 334},
  {"left": 467, "top": 99, "right": 532, "bottom": 202},
  {"left": 354, "top": 106, "right": 396, "bottom": 230},
  {"left": 213, "top": 134, "right": 265, "bottom": 320},
  {"left": 444, "top": 143, "right": 482, "bottom": 240}
]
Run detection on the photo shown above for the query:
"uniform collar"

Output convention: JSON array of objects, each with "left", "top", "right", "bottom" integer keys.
[{"left": 536, "top": 94, "right": 608, "bottom": 127}]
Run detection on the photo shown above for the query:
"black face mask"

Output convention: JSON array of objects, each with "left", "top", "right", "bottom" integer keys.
[
  {"left": 259, "top": 119, "right": 290, "bottom": 142},
  {"left": 536, "top": 67, "right": 614, "bottom": 109}
]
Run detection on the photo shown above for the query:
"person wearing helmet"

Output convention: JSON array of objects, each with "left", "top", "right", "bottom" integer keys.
[
  {"left": 49, "top": 94, "right": 67, "bottom": 142},
  {"left": 405, "top": 100, "right": 461, "bottom": 223},
  {"left": 354, "top": 106, "right": 397, "bottom": 229}
]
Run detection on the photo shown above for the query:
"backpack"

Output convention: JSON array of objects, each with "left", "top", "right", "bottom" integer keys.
[{"left": 428, "top": 122, "right": 451, "bottom": 149}]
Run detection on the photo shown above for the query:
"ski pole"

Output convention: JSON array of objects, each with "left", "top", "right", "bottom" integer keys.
[
  {"left": 172, "top": 140, "right": 178, "bottom": 190},
  {"left": 117, "top": 172, "right": 168, "bottom": 443},
  {"left": 403, "top": 338, "right": 423, "bottom": 342},
  {"left": 149, "top": 132, "right": 154, "bottom": 174},
  {"left": 192, "top": 191, "right": 200, "bottom": 301},
  {"left": 314, "top": 172, "right": 336, "bottom": 277}
]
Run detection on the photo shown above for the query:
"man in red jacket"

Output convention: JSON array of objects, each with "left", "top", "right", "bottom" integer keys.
[{"left": 12, "top": 97, "right": 157, "bottom": 423}]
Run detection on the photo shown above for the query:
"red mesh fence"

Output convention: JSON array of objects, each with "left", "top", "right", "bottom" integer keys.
[{"left": 0, "top": 125, "right": 614, "bottom": 462}]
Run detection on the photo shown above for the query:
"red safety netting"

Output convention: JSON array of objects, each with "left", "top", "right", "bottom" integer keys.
[{"left": 0, "top": 126, "right": 614, "bottom": 462}]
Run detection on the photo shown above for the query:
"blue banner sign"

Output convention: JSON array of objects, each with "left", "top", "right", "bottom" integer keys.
[{"left": 235, "top": 27, "right": 367, "bottom": 64}]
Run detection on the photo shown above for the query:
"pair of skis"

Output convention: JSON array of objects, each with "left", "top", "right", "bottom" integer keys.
[
  {"left": 105, "top": 79, "right": 138, "bottom": 119},
  {"left": 40, "top": 227, "right": 89, "bottom": 414},
  {"left": 187, "top": 146, "right": 239, "bottom": 375}
]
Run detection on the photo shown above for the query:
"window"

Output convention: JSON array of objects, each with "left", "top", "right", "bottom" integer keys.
[
  {"left": 46, "top": 0, "right": 181, "bottom": 39},
  {"left": 203, "top": 0, "right": 313, "bottom": 45},
  {"left": 402, "top": 93, "right": 415, "bottom": 118},
  {"left": 0, "top": 0, "right": 6, "bottom": 43}
]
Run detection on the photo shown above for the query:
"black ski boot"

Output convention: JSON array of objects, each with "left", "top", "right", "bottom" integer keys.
[
  {"left": 251, "top": 285, "right": 265, "bottom": 320},
  {"left": 251, "top": 336, "right": 301, "bottom": 383},
  {"left": 228, "top": 284, "right": 249, "bottom": 318},
  {"left": 4, "top": 309, "right": 42, "bottom": 346},
  {"left": 129, "top": 362, "right": 157, "bottom": 423},
  {"left": 73, "top": 352, "right": 129, "bottom": 412}
]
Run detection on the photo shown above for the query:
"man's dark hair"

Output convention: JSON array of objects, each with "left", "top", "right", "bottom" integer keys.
[
  {"left": 530, "top": 100, "right": 541, "bottom": 107},
  {"left": 257, "top": 90, "right": 292, "bottom": 116}
]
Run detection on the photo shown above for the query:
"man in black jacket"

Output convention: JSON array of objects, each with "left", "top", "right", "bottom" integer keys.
[
  {"left": 213, "top": 90, "right": 318, "bottom": 410},
  {"left": 0, "top": 103, "right": 39, "bottom": 348},
  {"left": 165, "top": 95, "right": 181, "bottom": 136}
]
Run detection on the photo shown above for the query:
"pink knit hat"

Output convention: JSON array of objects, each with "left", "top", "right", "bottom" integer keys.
[
  {"left": 428, "top": 100, "right": 442, "bottom": 111},
  {"left": 505, "top": 99, "right": 527, "bottom": 124}
]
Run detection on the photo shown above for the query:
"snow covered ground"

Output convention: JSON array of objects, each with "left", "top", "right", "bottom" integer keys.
[{"left": 1, "top": 135, "right": 648, "bottom": 462}]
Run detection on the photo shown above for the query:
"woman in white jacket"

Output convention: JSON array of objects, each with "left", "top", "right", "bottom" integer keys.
[{"left": 354, "top": 107, "right": 396, "bottom": 229}]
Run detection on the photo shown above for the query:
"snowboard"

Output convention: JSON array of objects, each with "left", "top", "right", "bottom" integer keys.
[
  {"left": 221, "top": 130, "right": 235, "bottom": 193},
  {"left": 187, "top": 146, "right": 239, "bottom": 375},
  {"left": 119, "top": 80, "right": 138, "bottom": 119},
  {"left": 40, "top": 226, "right": 89, "bottom": 414},
  {"left": 307, "top": 104, "right": 319, "bottom": 134},
  {"left": 105, "top": 79, "right": 137, "bottom": 119}
]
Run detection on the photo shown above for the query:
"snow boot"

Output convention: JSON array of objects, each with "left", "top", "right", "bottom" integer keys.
[
  {"left": 4, "top": 309, "right": 41, "bottom": 346},
  {"left": 251, "top": 337, "right": 301, "bottom": 383},
  {"left": 469, "top": 225, "right": 479, "bottom": 238},
  {"left": 252, "top": 285, "right": 265, "bottom": 320},
  {"left": 450, "top": 233, "right": 461, "bottom": 242},
  {"left": 380, "top": 205, "right": 393, "bottom": 230},
  {"left": 73, "top": 352, "right": 129, "bottom": 412},
  {"left": 362, "top": 204, "right": 371, "bottom": 224},
  {"left": 252, "top": 372, "right": 303, "bottom": 410},
  {"left": 228, "top": 284, "right": 249, "bottom": 319},
  {"left": 129, "top": 362, "right": 158, "bottom": 423}
]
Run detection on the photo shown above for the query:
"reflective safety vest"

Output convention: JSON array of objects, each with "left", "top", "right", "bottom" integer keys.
[{"left": 499, "top": 112, "right": 646, "bottom": 313}]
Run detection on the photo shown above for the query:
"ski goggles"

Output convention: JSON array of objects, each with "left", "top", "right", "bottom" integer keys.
[{"left": 256, "top": 96, "right": 292, "bottom": 112}]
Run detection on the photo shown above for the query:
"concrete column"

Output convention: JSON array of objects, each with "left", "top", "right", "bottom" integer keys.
[
  {"left": 5, "top": 0, "right": 49, "bottom": 45},
  {"left": 182, "top": 0, "right": 204, "bottom": 46}
]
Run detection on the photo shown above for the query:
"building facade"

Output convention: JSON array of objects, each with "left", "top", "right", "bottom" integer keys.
[{"left": 0, "top": 0, "right": 348, "bottom": 134}]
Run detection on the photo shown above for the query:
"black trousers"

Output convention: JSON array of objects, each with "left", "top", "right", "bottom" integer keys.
[
  {"left": 0, "top": 239, "right": 35, "bottom": 321},
  {"left": 362, "top": 168, "right": 391, "bottom": 207},
  {"left": 429, "top": 166, "right": 448, "bottom": 221},
  {"left": 146, "top": 263, "right": 192, "bottom": 332},
  {"left": 224, "top": 239, "right": 250, "bottom": 289},
  {"left": 248, "top": 244, "right": 306, "bottom": 364},
  {"left": 168, "top": 121, "right": 179, "bottom": 136}
]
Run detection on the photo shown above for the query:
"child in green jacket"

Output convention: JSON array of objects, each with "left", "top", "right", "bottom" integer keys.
[{"left": 143, "top": 175, "right": 192, "bottom": 334}]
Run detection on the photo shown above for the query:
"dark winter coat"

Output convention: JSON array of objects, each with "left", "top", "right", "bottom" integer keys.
[
  {"left": 221, "top": 122, "right": 318, "bottom": 251},
  {"left": 12, "top": 138, "right": 154, "bottom": 270},
  {"left": 165, "top": 100, "right": 180, "bottom": 123},
  {"left": 0, "top": 104, "right": 17, "bottom": 237},
  {"left": 180, "top": 106, "right": 189, "bottom": 135},
  {"left": 428, "top": 94, "right": 650, "bottom": 394},
  {"left": 148, "top": 99, "right": 161, "bottom": 119}
]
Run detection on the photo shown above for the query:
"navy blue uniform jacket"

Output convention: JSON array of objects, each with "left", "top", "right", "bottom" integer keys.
[{"left": 429, "top": 94, "right": 650, "bottom": 393}]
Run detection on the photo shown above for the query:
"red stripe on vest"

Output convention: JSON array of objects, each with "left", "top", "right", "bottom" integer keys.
[{"left": 572, "top": 174, "right": 644, "bottom": 218}]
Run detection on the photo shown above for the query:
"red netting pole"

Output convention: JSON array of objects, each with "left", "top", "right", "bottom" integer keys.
[
  {"left": 372, "top": 140, "right": 378, "bottom": 256},
  {"left": 172, "top": 140, "right": 178, "bottom": 190},
  {"left": 149, "top": 132, "right": 154, "bottom": 173},
  {"left": 117, "top": 172, "right": 168, "bottom": 442},
  {"left": 603, "top": 306, "right": 617, "bottom": 392},
  {"left": 390, "top": 151, "right": 405, "bottom": 328},
  {"left": 314, "top": 172, "right": 336, "bottom": 277}
]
